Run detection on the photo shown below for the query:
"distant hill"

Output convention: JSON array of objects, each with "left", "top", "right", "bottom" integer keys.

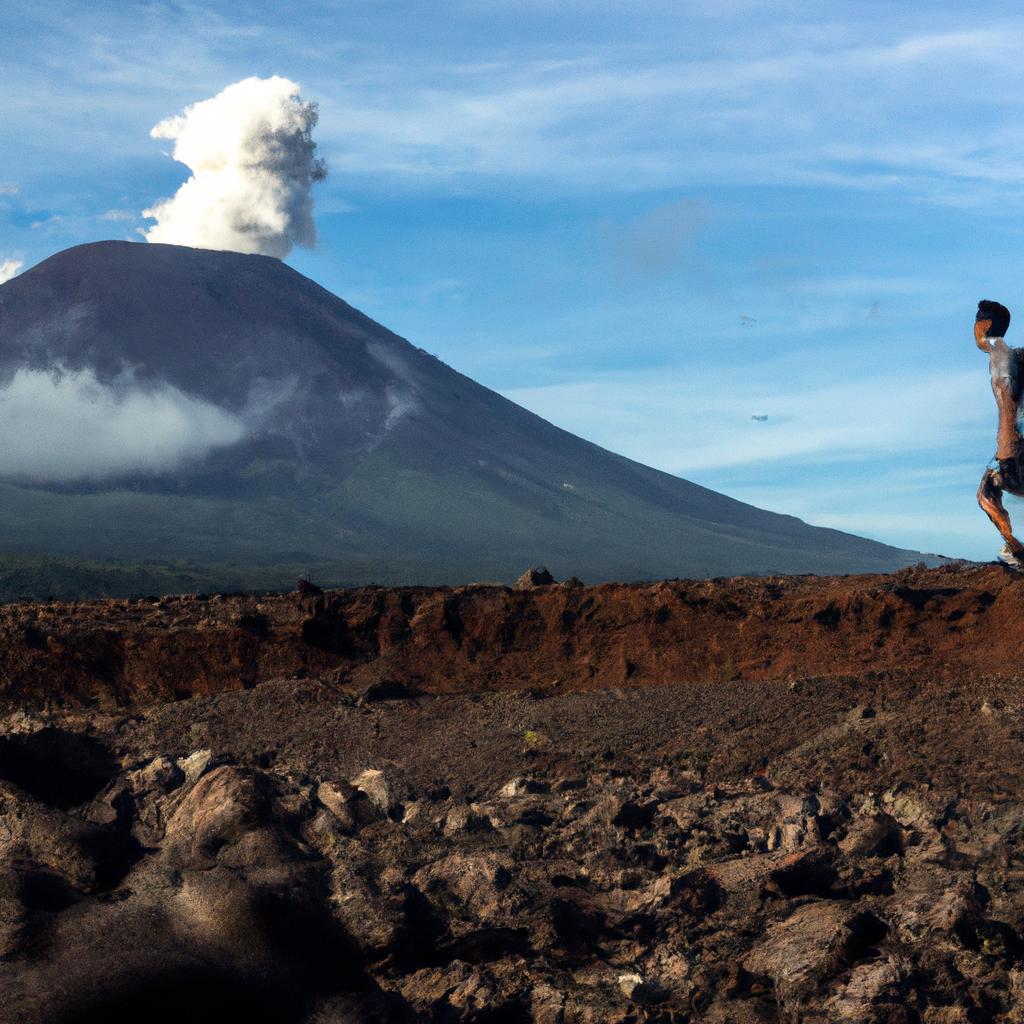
[{"left": 0, "top": 241, "right": 936, "bottom": 597}]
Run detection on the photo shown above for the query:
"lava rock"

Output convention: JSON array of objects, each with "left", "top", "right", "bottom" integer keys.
[{"left": 513, "top": 566, "right": 555, "bottom": 590}]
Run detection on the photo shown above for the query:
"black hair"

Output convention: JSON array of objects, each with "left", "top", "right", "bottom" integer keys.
[{"left": 977, "top": 299, "right": 1011, "bottom": 338}]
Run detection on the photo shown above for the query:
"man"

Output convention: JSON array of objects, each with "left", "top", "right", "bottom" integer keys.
[{"left": 975, "top": 299, "right": 1024, "bottom": 569}]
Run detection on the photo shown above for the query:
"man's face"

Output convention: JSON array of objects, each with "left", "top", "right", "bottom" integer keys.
[{"left": 976, "top": 318, "right": 994, "bottom": 344}]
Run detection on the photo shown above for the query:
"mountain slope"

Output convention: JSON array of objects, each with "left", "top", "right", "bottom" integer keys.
[{"left": 0, "top": 241, "right": 934, "bottom": 591}]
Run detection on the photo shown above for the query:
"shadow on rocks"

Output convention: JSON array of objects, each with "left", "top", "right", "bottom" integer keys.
[{"left": 0, "top": 729, "right": 120, "bottom": 809}]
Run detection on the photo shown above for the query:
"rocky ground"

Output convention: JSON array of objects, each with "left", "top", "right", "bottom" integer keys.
[{"left": 3, "top": 564, "right": 1024, "bottom": 1022}]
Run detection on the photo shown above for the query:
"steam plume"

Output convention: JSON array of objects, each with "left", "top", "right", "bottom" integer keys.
[
  {"left": 143, "top": 76, "right": 327, "bottom": 258},
  {"left": 0, "top": 259, "right": 23, "bottom": 285},
  {"left": 0, "top": 368, "right": 246, "bottom": 482}
]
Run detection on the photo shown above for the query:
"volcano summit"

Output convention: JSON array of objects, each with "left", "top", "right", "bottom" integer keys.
[{"left": 0, "top": 241, "right": 931, "bottom": 594}]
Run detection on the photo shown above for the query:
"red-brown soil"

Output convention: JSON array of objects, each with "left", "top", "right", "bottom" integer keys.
[
  {"left": 0, "top": 561, "right": 1017, "bottom": 708},
  {"left": 5, "top": 562, "right": 1024, "bottom": 1023}
]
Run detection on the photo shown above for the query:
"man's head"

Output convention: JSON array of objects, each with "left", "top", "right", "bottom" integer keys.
[{"left": 977, "top": 299, "right": 1011, "bottom": 341}]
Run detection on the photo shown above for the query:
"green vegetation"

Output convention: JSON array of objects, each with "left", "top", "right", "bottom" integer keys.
[
  {"left": 0, "top": 554, "right": 297, "bottom": 602},
  {"left": 0, "top": 443, "right": 938, "bottom": 601}
]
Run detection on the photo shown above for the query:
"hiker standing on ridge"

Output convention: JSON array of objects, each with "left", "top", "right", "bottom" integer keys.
[{"left": 976, "top": 299, "right": 1024, "bottom": 569}]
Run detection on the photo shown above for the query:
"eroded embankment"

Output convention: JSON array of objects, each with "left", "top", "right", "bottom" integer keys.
[{"left": 0, "top": 561, "right": 1018, "bottom": 707}]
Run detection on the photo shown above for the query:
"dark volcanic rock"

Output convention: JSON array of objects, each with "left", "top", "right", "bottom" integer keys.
[
  {"left": 3, "top": 565, "right": 1024, "bottom": 1020},
  {"left": 513, "top": 566, "right": 555, "bottom": 590},
  {"left": 2, "top": 684, "right": 1024, "bottom": 1022}
]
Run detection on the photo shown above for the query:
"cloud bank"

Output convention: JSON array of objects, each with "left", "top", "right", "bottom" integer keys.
[
  {"left": 505, "top": 364, "right": 982, "bottom": 475},
  {"left": 0, "top": 259, "right": 23, "bottom": 285},
  {"left": 143, "top": 76, "right": 327, "bottom": 258},
  {"left": 0, "top": 368, "right": 246, "bottom": 482}
]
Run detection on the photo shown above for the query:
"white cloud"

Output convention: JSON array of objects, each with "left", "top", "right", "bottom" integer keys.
[
  {"left": 722, "top": 468, "right": 993, "bottom": 560},
  {"left": 4, "top": 6, "right": 1024, "bottom": 207},
  {"left": 304, "top": 23, "right": 1024, "bottom": 206},
  {"left": 0, "top": 367, "right": 246, "bottom": 482},
  {"left": 503, "top": 362, "right": 986, "bottom": 475},
  {"left": 0, "top": 183, "right": 18, "bottom": 196},
  {"left": 503, "top": 359, "right": 1001, "bottom": 560},
  {"left": 143, "top": 76, "right": 327, "bottom": 258},
  {"left": 0, "top": 259, "right": 23, "bottom": 284}
]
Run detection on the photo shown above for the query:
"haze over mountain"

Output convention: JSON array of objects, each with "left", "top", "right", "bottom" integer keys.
[{"left": 0, "top": 241, "right": 934, "bottom": 594}]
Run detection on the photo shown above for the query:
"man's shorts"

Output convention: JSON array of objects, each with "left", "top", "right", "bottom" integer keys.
[{"left": 990, "top": 455, "right": 1024, "bottom": 495}]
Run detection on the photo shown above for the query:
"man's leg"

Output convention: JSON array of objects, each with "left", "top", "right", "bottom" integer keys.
[{"left": 978, "top": 465, "right": 1024, "bottom": 562}]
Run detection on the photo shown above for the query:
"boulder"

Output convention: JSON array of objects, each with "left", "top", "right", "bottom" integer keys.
[
  {"left": 514, "top": 566, "right": 555, "bottom": 590},
  {"left": 316, "top": 779, "right": 358, "bottom": 834},
  {"left": 350, "top": 768, "right": 402, "bottom": 820},
  {"left": 618, "top": 973, "right": 669, "bottom": 1004},
  {"left": 744, "top": 903, "right": 886, "bottom": 1007},
  {"left": 499, "top": 776, "right": 550, "bottom": 798},
  {"left": 839, "top": 812, "right": 904, "bottom": 858}
]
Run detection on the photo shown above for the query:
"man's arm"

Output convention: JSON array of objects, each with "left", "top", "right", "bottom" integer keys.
[{"left": 976, "top": 318, "right": 994, "bottom": 352}]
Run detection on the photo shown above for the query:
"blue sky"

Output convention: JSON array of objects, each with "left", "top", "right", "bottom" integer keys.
[{"left": 3, "top": 1, "right": 1024, "bottom": 559}]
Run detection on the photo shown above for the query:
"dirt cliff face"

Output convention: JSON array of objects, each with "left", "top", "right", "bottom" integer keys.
[
  {"left": 0, "top": 561, "right": 1019, "bottom": 708},
  {"left": 4, "top": 562, "right": 1024, "bottom": 1022}
]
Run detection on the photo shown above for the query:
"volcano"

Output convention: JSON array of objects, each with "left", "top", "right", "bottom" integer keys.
[{"left": 0, "top": 241, "right": 933, "bottom": 593}]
